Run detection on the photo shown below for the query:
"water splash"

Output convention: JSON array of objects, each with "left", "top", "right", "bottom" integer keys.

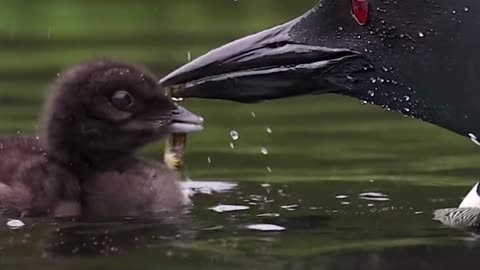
[
  {"left": 247, "top": 224, "right": 285, "bottom": 232},
  {"left": 359, "top": 192, "right": 390, "bottom": 202},
  {"left": 257, "top": 213, "right": 280, "bottom": 218},
  {"left": 210, "top": 204, "right": 250, "bottom": 213},
  {"left": 7, "top": 219, "right": 25, "bottom": 230},
  {"left": 281, "top": 205, "right": 298, "bottom": 210},
  {"left": 182, "top": 180, "right": 237, "bottom": 196}
]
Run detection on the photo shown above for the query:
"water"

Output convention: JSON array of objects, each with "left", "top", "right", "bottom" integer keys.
[
  {"left": 2, "top": 1, "right": 480, "bottom": 269},
  {"left": 1, "top": 182, "right": 480, "bottom": 269}
]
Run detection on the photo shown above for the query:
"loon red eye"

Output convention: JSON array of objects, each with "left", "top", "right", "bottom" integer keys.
[{"left": 351, "top": 0, "right": 369, "bottom": 26}]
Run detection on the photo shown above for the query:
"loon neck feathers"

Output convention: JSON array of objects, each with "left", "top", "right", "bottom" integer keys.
[{"left": 459, "top": 182, "right": 480, "bottom": 208}]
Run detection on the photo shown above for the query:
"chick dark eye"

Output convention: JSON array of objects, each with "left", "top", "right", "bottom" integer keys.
[
  {"left": 351, "top": 0, "right": 369, "bottom": 26},
  {"left": 111, "top": 90, "right": 134, "bottom": 110}
]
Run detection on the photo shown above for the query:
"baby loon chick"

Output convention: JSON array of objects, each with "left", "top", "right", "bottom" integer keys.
[{"left": 0, "top": 59, "right": 203, "bottom": 217}]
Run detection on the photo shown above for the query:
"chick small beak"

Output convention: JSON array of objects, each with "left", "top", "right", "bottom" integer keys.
[{"left": 169, "top": 106, "right": 204, "bottom": 133}]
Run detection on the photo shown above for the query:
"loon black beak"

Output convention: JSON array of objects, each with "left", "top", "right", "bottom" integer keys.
[{"left": 160, "top": 18, "right": 362, "bottom": 103}]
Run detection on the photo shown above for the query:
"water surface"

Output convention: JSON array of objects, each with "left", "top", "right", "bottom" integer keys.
[{"left": 1, "top": 181, "right": 480, "bottom": 269}]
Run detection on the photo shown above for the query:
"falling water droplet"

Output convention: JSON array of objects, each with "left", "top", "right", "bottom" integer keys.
[
  {"left": 251, "top": 112, "right": 256, "bottom": 118},
  {"left": 207, "top": 156, "right": 212, "bottom": 164},
  {"left": 230, "top": 143, "right": 235, "bottom": 149},
  {"left": 187, "top": 51, "right": 192, "bottom": 62},
  {"left": 261, "top": 147, "right": 269, "bottom": 155},
  {"left": 418, "top": 32, "right": 425, "bottom": 38},
  {"left": 230, "top": 130, "right": 239, "bottom": 141},
  {"left": 266, "top": 127, "right": 273, "bottom": 134},
  {"left": 266, "top": 166, "right": 272, "bottom": 173}
]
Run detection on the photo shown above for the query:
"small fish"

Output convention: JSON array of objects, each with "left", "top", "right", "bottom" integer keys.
[
  {"left": 164, "top": 86, "right": 187, "bottom": 170},
  {"left": 164, "top": 133, "right": 187, "bottom": 170}
]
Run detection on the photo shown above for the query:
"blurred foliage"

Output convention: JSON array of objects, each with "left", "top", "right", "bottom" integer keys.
[{"left": 0, "top": 0, "right": 314, "bottom": 74}]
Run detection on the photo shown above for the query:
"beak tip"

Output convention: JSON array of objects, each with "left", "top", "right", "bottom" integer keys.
[{"left": 158, "top": 77, "right": 169, "bottom": 85}]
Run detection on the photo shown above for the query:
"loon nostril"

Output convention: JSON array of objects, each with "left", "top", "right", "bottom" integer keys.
[{"left": 172, "top": 110, "right": 181, "bottom": 115}]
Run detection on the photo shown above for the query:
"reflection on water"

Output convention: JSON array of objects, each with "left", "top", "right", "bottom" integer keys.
[{"left": 1, "top": 181, "right": 480, "bottom": 269}]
